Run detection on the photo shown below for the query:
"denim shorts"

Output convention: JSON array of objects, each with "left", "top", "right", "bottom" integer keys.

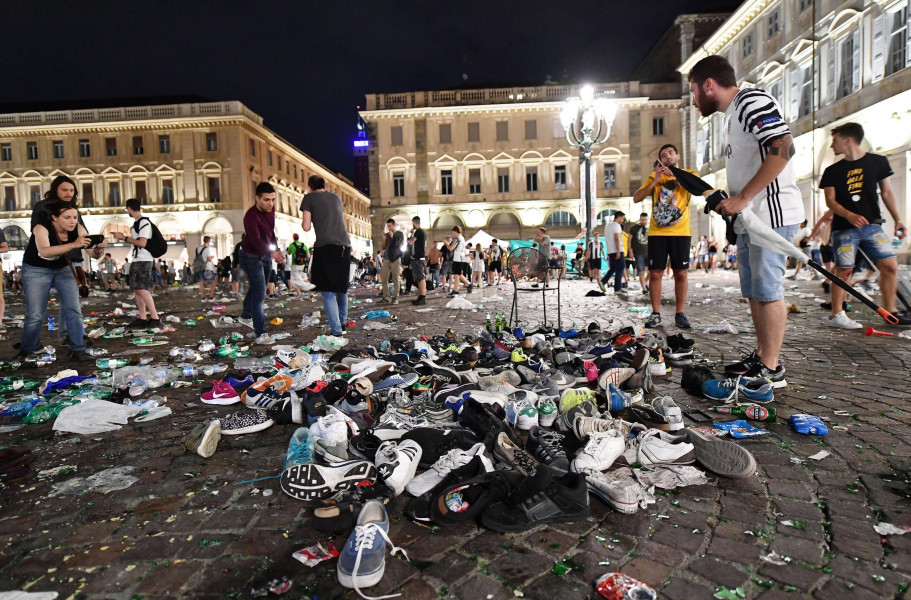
[
  {"left": 831, "top": 224, "right": 895, "bottom": 269},
  {"left": 633, "top": 253, "right": 648, "bottom": 274},
  {"left": 737, "top": 224, "right": 798, "bottom": 302},
  {"left": 201, "top": 269, "right": 216, "bottom": 283}
]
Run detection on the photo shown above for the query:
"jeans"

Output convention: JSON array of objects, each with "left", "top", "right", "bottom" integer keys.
[
  {"left": 831, "top": 224, "right": 895, "bottom": 269},
  {"left": 239, "top": 249, "right": 271, "bottom": 336},
  {"left": 321, "top": 292, "right": 349, "bottom": 335},
  {"left": 430, "top": 265, "right": 441, "bottom": 288},
  {"left": 601, "top": 253, "right": 625, "bottom": 291},
  {"left": 21, "top": 263, "right": 85, "bottom": 352}
]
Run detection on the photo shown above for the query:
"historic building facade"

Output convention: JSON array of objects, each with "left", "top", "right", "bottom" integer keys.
[
  {"left": 679, "top": 0, "right": 911, "bottom": 246},
  {"left": 0, "top": 99, "right": 372, "bottom": 266},
  {"left": 359, "top": 82, "right": 683, "bottom": 245}
]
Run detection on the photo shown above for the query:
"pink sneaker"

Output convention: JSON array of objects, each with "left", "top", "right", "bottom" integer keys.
[
  {"left": 202, "top": 381, "right": 240, "bottom": 405},
  {"left": 584, "top": 361, "right": 599, "bottom": 383}
]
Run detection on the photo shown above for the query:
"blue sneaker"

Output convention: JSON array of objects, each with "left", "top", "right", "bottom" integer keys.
[
  {"left": 373, "top": 372, "right": 419, "bottom": 391},
  {"left": 443, "top": 392, "right": 471, "bottom": 416},
  {"left": 608, "top": 384, "right": 632, "bottom": 413},
  {"left": 337, "top": 500, "right": 409, "bottom": 594},
  {"left": 283, "top": 427, "right": 314, "bottom": 471},
  {"left": 702, "top": 376, "right": 774, "bottom": 404},
  {"left": 558, "top": 328, "right": 581, "bottom": 339},
  {"left": 226, "top": 374, "right": 254, "bottom": 389},
  {"left": 512, "top": 327, "right": 525, "bottom": 340}
]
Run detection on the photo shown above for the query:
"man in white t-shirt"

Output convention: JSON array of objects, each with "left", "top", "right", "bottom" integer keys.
[
  {"left": 600, "top": 212, "right": 626, "bottom": 293},
  {"left": 689, "top": 55, "right": 804, "bottom": 388},
  {"left": 113, "top": 198, "right": 161, "bottom": 328},
  {"left": 197, "top": 235, "right": 217, "bottom": 300}
]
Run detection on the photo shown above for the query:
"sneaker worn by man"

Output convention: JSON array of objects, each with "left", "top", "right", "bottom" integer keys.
[
  {"left": 405, "top": 442, "right": 491, "bottom": 496},
  {"left": 201, "top": 380, "right": 240, "bottom": 405},
  {"left": 281, "top": 459, "right": 378, "bottom": 501},
  {"left": 559, "top": 388, "right": 597, "bottom": 414},
  {"left": 724, "top": 350, "right": 761, "bottom": 375},
  {"left": 374, "top": 440, "right": 422, "bottom": 496},
  {"left": 827, "top": 310, "right": 862, "bottom": 329},
  {"left": 505, "top": 399, "right": 538, "bottom": 430},
  {"left": 219, "top": 410, "right": 274, "bottom": 435},
  {"left": 493, "top": 432, "right": 540, "bottom": 475},
  {"left": 742, "top": 360, "right": 787, "bottom": 389},
  {"left": 674, "top": 313, "right": 691, "bottom": 329},
  {"left": 182, "top": 420, "right": 221, "bottom": 458},
  {"left": 254, "top": 334, "right": 275, "bottom": 345},
  {"left": 644, "top": 312, "right": 661, "bottom": 329},
  {"left": 336, "top": 500, "right": 409, "bottom": 595},
  {"left": 702, "top": 376, "right": 774, "bottom": 404},
  {"left": 238, "top": 317, "right": 254, "bottom": 329},
  {"left": 570, "top": 429, "right": 625, "bottom": 473},
  {"left": 526, "top": 426, "right": 569, "bottom": 474},
  {"left": 480, "top": 466, "right": 590, "bottom": 533}
]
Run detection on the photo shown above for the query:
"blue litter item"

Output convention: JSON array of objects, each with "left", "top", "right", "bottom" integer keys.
[
  {"left": 713, "top": 419, "right": 770, "bottom": 438},
  {"left": 608, "top": 384, "right": 632, "bottom": 412},
  {"left": 790, "top": 414, "right": 828, "bottom": 435},
  {"left": 512, "top": 327, "right": 525, "bottom": 340},
  {"left": 2, "top": 396, "right": 45, "bottom": 418},
  {"left": 558, "top": 328, "right": 580, "bottom": 339},
  {"left": 361, "top": 310, "right": 391, "bottom": 320}
]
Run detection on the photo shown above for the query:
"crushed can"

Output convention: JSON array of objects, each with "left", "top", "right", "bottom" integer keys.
[{"left": 595, "top": 572, "right": 657, "bottom": 600}]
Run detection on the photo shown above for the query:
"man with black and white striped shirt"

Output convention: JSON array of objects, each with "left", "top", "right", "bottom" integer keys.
[{"left": 688, "top": 55, "right": 804, "bottom": 389}]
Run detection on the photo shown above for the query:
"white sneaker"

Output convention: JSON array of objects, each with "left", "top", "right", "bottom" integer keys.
[
  {"left": 652, "top": 396, "right": 684, "bottom": 431},
  {"left": 585, "top": 470, "right": 654, "bottom": 514},
  {"left": 405, "top": 442, "right": 491, "bottom": 496},
  {"left": 238, "top": 317, "right": 254, "bottom": 329},
  {"left": 631, "top": 429, "right": 696, "bottom": 467},
  {"left": 487, "top": 384, "right": 538, "bottom": 404},
  {"left": 467, "top": 389, "right": 509, "bottom": 409},
  {"left": 570, "top": 429, "right": 625, "bottom": 473},
  {"left": 505, "top": 399, "right": 538, "bottom": 430},
  {"left": 827, "top": 311, "right": 862, "bottom": 329},
  {"left": 301, "top": 282, "right": 316, "bottom": 291},
  {"left": 536, "top": 395, "right": 559, "bottom": 427},
  {"left": 254, "top": 334, "right": 274, "bottom": 345},
  {"left": 374, "top": 440, "right": 422, "bottom": 496}
]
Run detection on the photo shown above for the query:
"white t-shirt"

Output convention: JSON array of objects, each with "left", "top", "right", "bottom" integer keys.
[
  {"left": 723, "top": 88, "right": 804, "bottom": 228},
  {"left": 452, "top": 235, "right": 468, "bottom": 263},
  {"left": 488, "top": 245, "right": 502, "bottom": 261},
  {"left": 603, "top": 221, "right": 623, "bottom": 255},
  {"left": 792, "top": 226, "right": 812, "bottom": 245},
  {"left": 201, "top": 246, "right": 216, "bottom": 272},
  {"left": 130, "top": 218, "right": 153, "bottom": 262}
]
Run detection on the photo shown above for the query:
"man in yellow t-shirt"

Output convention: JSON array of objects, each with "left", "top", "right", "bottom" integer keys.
[{"left": 633, "top": 143, "right": 699, "bottom": 329}]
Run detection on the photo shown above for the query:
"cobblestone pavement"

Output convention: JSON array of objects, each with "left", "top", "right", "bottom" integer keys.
[{"left": 1, "top": 270, "right": 910, "bottom": 600}]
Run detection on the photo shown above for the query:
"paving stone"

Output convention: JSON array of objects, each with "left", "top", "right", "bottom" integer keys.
[
  {"left": 520, "top": 573, "right": 589, "bottom": 600},
  {"left": 707, "top": 537, "right": 762, "bottom": 565},
  {"left": 650, "top": 525, "right": 705, "bottom": 554},
  {"left": 486, "top": 546, "right": 554, "bottom": 587},
  {"left": 688, "top": 557, "right": 751, "bottom": 589},
  {"left": 521, "top": 527, "right": 580, "bottom": 559},
  {"left": 452, "top": 574, "right": 514, "bottom": 600},
  {"left": 660, "top": 577, "right": 716, "bottom": 600},
  {"left": 425, "top": 550, "right": 481, "bottom": 583},
  {"left": 615, "top": 557, "right": 674, "bottom": 589},
  {"left": 768, "top": 535, "right": 825, "bottom": 565},
  {"left": 134, "top": 560, "right": 202, "bottom": 595},
  {"left": 758, "top": 562, "right": 825, "bottom": 592}
]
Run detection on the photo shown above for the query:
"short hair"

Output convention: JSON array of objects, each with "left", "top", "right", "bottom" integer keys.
[
  {"left": 539, "top": 227, "right": 547, "bottom": 233},
  {"left": 412, "top": 215, "right": 420, "bottom": 223},
  {"left": 386, "top": 218, "right": 395, "bottom": 225},
  {"left": 46, "top": 175, "right": 77, "bottom": 202},
  {"left": 615, "top": 211, "right": 626, "bottom": 219},
  {"left": 125, "top": 198, "right": 142, "bottom": 212},
  {"left": 203, "top": 236, "right": 211, "bottom": 243},
  {"left": 452, "top": 225, "right": 462, "bottom": 234},
  {"left": 659, "top": 144, "right": 678, "bottom": 155},
  {"left": 255, "top": 182, "right": 275, "bottom": 196},
  {"left": 640, "top": 212, "right": 648, "bottom": 218},
  {"left": 688, "top": 55, "right": 737, "bottom": 88},
  {"left": 105, "top": 252, "right": 112, "bottom": 258},
  {"left": 832, "top": 122, "right": 864, "bottom": 144},
  {"left": 308, "top": 175, "right": 326, "bottom": 190},
  {"left": 491, "top": 238, "right": 498, "bottom": 243}
]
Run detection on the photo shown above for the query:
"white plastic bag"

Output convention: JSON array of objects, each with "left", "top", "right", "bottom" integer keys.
[
  {"left": 53, "top": 399, "right": 142, "bottom": 435},
  {"left": 445, "top": 296, "right": 475, "bottom": 309}
]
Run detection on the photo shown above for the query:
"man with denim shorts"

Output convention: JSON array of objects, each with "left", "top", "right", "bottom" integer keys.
[
  {"left": 820, "top": 122, "right": 909, "bottom": 328},
  {"left": 689, "top": 55, "right": 805, "bottom": 388}
]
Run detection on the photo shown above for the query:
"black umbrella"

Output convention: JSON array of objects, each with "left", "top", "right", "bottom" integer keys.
[{"left": 668, "top": 165, "right": 899, "bottom": 325}]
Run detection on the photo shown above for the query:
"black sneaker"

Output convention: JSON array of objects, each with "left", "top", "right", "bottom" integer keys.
[
  {"left": 724, "top": 350, "right": 760, "bottom": 375},
  {"left": 126, "top": 318, "right": 149, "bottom": 329},
  {"left": 68, "top": 349, "right": 90, "bottom": 362},
  {"left": 312, "top": 480, "right": 395, "bottom": 533},
  {"left": 349, "top": 432, "right": 383, "bottom": 461},
  {"left": 674, "top": 313, "right": 691, "bottom": 329},
  {"left": 587, "top": 321, "right": 601, "bottom": 335},
  {"left": 681, "top": 364, "right": 718, "bottom": 395},
  {"left": 401, "top": 427, "right": 485, "bottom": 469},
  {"left": 146, "top": 318, "right": 162, "bottom": 328},
  {"left": 480, "top": 466, "right": 590, "bottom": 533},
  {"left": 406, "top": 455, "right": 491, "bottom": 523},
  {"left": 412, "top": 295, "right": 427, "bottom": 305},
  {"left": 644, "top": 312, "right": 661, "bottom": 328},
  {"left": 526, "top": 426, "right": 569, "bottom": 475},
  {"left": 432, "top": 382, "right": 480, "bottom": 404},
  {"left": 667, "top": 333, "right": 695, "bottom": 352},
  {"left": 467, "top": 284, "right": 474, "bottom": 293},
  {"left": 428, "top": 468, "right": 525, "bottom": 526},
  {"left": 458, "top": 397, "right": 515, "bottom": 448},
  {"left": 743, "top": 361, "right": 787, "bottom": 389}
]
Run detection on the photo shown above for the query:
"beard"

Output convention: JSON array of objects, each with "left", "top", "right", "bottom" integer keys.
[{"left": 695, "top": 92, "right": 719, "bottom": 117}]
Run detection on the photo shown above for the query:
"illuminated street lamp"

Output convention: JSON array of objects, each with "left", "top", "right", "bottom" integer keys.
[{"left": 560, "top": 84, "right": 617, "bottom": 248}]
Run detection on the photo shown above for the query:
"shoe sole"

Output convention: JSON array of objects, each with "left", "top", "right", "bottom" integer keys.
[
  {"left": 480, "top": 505, "right": 589, "bottom": 533},
  {"left": 280, "top": 461, "right": 378, "bottom": 501},
  {"left": 201, "top": 395, "right": 240, "bottom": 405},
  {"left": 685, "top": 430, "right": 757, "bottom": 478},
  {"left": 195, "top": 421, "right": 221, "bottom": 458},
  {"left": 338, "top": 562, "right": 385, "bottom": 590},
  {"left": 221, "top": 418, "right": 274, "bottom": 436}
]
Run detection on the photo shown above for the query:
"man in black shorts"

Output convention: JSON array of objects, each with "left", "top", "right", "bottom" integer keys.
[
  {"left": 408, "top": 215, "right": 427, "bottom": 305},
  {"left": 585, "top": 230, "right": 604, "bottom": 289},
  {"left": 487, "top": 239, "right": 503, "bottom": 285},
  {"left": 634, "top": 144, "right": 694, "bottom": 329}
]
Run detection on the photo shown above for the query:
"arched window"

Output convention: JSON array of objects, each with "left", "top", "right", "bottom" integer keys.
[
  {"left": 596, "top": 209, "right": 619, "bottom": 225},
  {"left": 545, "top": 211, "right": 577, "bottom": 227},
  {"left": 2, "top": 225, "right": 28, "bottom": 250},
  {"left": 103, "top": 222, "right": 131, "bottom": 243}
]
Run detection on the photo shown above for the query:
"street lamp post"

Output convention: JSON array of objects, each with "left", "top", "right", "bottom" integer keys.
[{"left": 560, "top": 85, "right": 617, "bottom": 251}]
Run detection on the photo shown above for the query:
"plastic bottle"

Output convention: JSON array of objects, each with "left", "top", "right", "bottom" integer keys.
[
  {"left": 131, "top": 336, "right": 156, "bottom": 345},
  {"left": 0, "top": 361, "right": 24, "bottom": 371},
  {"left": 48, "top": 316, "right": 56, "bottom": 331},
  {"left": 0, "top": 377, "right": 36, "bottom": 393},
  {"left": 197, "top": 339, "right": 216, "bottom": 353},
  {"left": 212, "top": 305, "right": 226, "bottom": 311},
  {"left": 2, "top": 396, "right": 44, "bottom": 418},
  {"left": 361, "top": 310, "right": 391, "bottom": 320},
  {"left": 271, "top": 332, "right": 291, "bottom": 341},
  {"left": 86, "top": 348, "right": 109, "bottom": 357},
  {"left": 234, "top": 356, "right": 275, "bottom": 372},
  {"left": 96, "top": 358, "right": 132, "bottom": 369},
  {"left": 169, "top": 347, "right": 200, "bottom": 360},
  {"left": 710, "top": 404, "right": 776, "bottom": 422},
  {"left": 129, "top": 380, "right": 148, "bottom": 397}
]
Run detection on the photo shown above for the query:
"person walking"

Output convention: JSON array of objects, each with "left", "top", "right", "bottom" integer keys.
[
  {"left": 600, "top": 212, "right": 626, "bottom": 293},
  {"left": 689, "top": 54, "right": 805, "bottom": 386},
  {"left": 300, "top": 175, "right": 352, "bottom": 336},
  {"left": 446, "top": 226, "right": 470, "bottom": 295},
  {"left": 239, "top": 182, "right": 283, "bottom": 345},
  {"left": 231, "top": 234, "right": 246, "bottom": 296},
  {"left": 819, "top": 122, "right": 910, "bottom": 328},
  {"left": 101, "top": 253, "right": 118, "bottom": 291},
  {"left": 379, "top": 218, "right": 403, "bottom": 304},
  {"left": 408, "top": 216, "right": 428, "bottom": 305},
  {"left": 197, "top": 236, "right": 217, "bottom": 300},
  {"left": 427, "top": 241, "right": 442, "bottom": 291},
  {"left": 113, "top": 198, "right": 162, "bottom": 329},
  {"left": 585, "top": 230, "right": 604, "bottom": 290},
  {"left": 628, "top": 212, "right": 650, "bottom": 294},
  {"left": 636, "top": 145, "right": 697, "bottom": 329},
  {"left": 287, "top": 233, "right": 311, "bottom": 297}
]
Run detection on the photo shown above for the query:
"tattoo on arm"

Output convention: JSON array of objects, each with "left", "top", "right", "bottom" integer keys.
[{"left": 767, "top": 135, "right": 796, "bottom": 159}]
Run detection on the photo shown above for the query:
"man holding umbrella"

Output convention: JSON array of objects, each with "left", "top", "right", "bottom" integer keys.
[{"left": 689, "top": 55, "right": 805, "bottom": 388}]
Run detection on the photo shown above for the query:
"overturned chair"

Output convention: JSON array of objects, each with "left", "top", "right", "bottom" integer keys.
[{"left": 506, "top": 247, "right": 561, "bottom": 329}]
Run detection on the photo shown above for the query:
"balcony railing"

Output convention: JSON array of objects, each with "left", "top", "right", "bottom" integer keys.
[
  {"left": 0, "top": 101, "right": 264, "bottom": 128},
  {"left": 366, "top": 83, "right": 632, "bottom": 110}
]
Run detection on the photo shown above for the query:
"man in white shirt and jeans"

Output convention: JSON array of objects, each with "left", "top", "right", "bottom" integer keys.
[
  {"left": 198, "top": 235, "right": 217, "bottom": 300},
  {"left": 689, "top": 55, "right": 804, "bottom": 388},
  {"left": 113, "top": 198, "right": 161, "bottom": 329}
]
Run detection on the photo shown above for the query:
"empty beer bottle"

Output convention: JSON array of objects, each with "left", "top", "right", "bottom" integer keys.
[{"left": 710, "top": 404, "right": 776, "bottom": 422}]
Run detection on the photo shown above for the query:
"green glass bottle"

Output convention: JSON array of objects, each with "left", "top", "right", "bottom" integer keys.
[{"left": 710, "top": 404, "right": 776, "bottom": 422}]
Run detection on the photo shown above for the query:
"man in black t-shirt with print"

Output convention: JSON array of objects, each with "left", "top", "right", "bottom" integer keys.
[
  {"left": 820, "top": 122, "right": 909, "bottom": 328},
  {"left": 408, "top": 215, "right": 427, "bottom": 305}
]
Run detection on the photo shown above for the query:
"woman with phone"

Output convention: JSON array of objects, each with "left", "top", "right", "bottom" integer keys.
[{"left": 16, "top": 201, "right": 101, "bottom": 362}]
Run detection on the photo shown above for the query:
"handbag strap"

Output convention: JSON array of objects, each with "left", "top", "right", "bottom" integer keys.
[{"left": 55, "top": 231, "right": 84, "bottom": 284}]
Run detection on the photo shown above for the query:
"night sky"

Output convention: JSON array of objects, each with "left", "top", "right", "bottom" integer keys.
[{"left": 4, "top": 1, "right": 741, "bottom": 178}]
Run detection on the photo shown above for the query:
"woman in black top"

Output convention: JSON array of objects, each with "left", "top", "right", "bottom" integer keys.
[{"left": 18, "top": 201, "right": 100, "bottom": 361}]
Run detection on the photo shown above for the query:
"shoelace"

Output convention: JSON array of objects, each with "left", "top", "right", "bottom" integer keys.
[
  {"left": 283, "top": 439, "right": 314, "bottom": 471},
  {"left": 715, "top": 375, "right": 745, "bottom": 404},
  {"left": 349, "top": 523, "right": 410, "bottom": 600},
  {"left": 431, "top": 448, "right": 468, "bottom": 475}
]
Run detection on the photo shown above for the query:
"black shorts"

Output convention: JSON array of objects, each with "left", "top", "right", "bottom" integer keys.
[
  {"left": 648, "top": 236, "right": 691, "bottom": 271},
  {"left": 130, "top": 261, "right": 153, "bottom": 291},
  {"left": 587, "top": 258, "right": 602, "bottom": 271},
  {"left": 452, "top": 262, "right": 468, "bottom": 277},
  {"left": 410, "top": 258, "right": 425, "bottom": 281},
  {"left": 487, "top": 260, "right": 501, "bottom": 272}
]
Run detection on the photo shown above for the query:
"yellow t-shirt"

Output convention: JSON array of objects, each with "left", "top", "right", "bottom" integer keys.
[{"left": 640, "top": 170, "right": 696, "bottom": 237}]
